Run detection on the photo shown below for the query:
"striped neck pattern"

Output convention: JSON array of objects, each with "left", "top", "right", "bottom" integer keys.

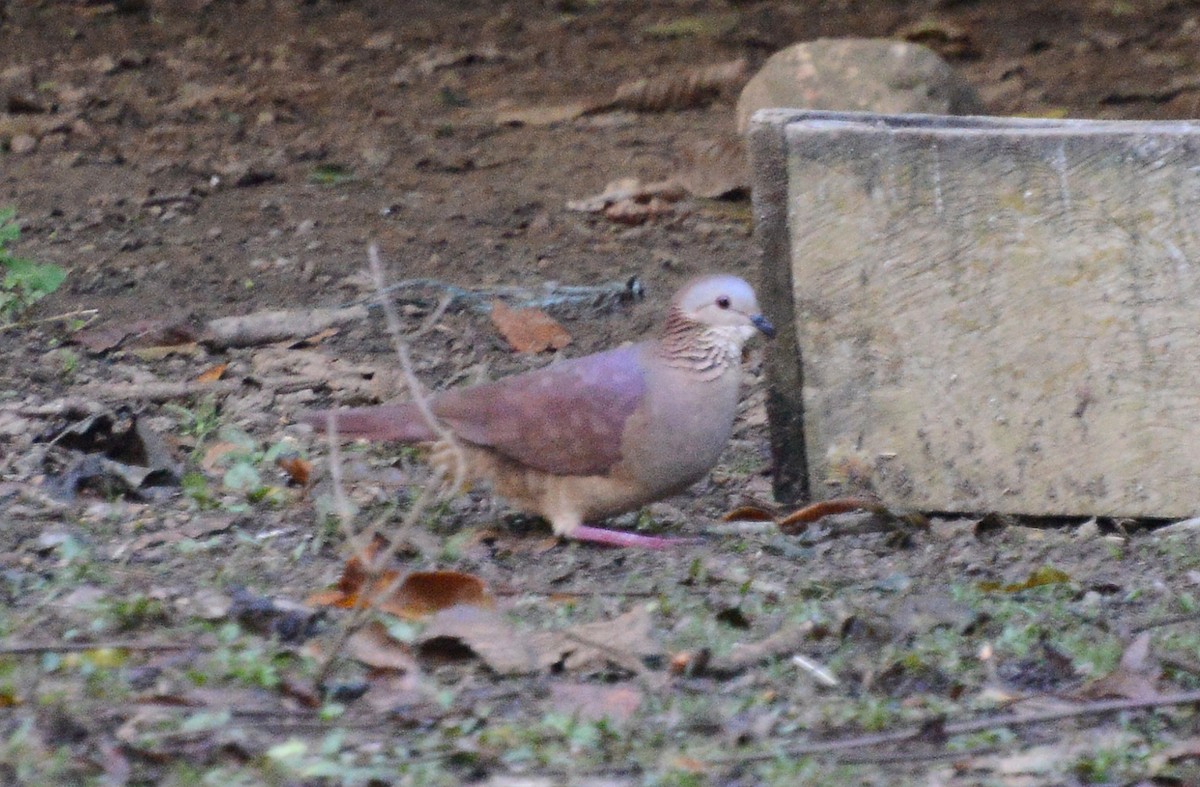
[{"left": 656, "top": 306, "right": 742, "bottom": 380}]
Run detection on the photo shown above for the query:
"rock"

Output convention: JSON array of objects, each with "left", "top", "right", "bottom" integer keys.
[
  {"left": 9, "top": 133, "right": 37, "bottom": 154},
  {"left": 736, "top": 38, "right": 983, "bottom": 133}
]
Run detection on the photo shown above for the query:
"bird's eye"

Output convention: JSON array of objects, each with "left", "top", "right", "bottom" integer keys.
[{"left": 716, "top": 296, "right": 731, "bottom": 309}]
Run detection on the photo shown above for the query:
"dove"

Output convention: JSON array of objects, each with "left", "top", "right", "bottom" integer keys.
[{"left": 301, "top": 273, "right": 774, "bottom": 548}]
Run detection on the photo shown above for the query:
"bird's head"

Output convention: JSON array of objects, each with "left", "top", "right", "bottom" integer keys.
[{"left": 672, "top": 274, "right": 776, "bottom": 343}]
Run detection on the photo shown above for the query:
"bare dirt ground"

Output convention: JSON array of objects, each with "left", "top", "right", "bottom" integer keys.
[{"left": 2, "top": 0, "right": 1200, "bottom": 784}]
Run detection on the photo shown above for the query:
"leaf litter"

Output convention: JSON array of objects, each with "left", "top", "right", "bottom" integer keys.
[{"left": 4, "top": 1, "right": 1200, "bottom": 784}]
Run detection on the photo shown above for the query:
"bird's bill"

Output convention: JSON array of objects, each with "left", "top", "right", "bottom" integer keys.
[{"left": 751, "top": 314, "right": 776, "bottom": 338}]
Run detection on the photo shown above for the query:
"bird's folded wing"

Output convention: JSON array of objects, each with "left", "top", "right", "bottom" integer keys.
[{"left": 432, "top": 345, "right": 646, "bottom": 476}]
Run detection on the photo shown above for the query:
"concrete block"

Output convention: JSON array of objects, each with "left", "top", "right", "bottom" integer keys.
[{"left": 750, "top": 110, "right": 1200, "bottom": 516}]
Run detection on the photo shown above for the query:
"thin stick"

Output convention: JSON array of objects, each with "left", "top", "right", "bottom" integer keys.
[
  {"left": 316, "top": 244, "right": 467, "bottom": 686},
  {"left": 709, "top": 689, "right": 1200, "bottom": 763},
  {"left": 348, "top": 276, "right": 644, "bottom": 315},
  {"left": 0, "top": 308, "right": 99, "bottom": 332},
  {"left": 1132, "top": 611, "right": 1200, "bottom": 633},
  {"left": 0, "top": 640, "right": 195, "bottom": 655}
]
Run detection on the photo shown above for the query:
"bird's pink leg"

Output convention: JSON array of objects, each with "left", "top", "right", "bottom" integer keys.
[{"left": 569, "top": 524, "right": 704, "bottom": 549}]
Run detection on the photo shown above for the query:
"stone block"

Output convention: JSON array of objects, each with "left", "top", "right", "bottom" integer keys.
[{"left": 751, "top": 110, "right": 1200, "bottom": 516}]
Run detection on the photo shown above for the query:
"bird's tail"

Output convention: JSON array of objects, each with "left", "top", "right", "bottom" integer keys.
[{"left": 299, "top": 403, "right": 437, "bottom": 443}]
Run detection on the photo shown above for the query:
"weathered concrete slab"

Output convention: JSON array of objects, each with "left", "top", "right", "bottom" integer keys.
[{"left": 750, "top": 110, "right": 1200, "bottom": 516}]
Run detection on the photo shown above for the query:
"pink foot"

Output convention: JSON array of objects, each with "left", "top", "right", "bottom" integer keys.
[{"left": 569, "top": 524, "right": 704, "bottom": 549}]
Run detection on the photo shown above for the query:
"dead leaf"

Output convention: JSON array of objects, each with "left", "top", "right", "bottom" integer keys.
[
  {"left": 195, "top": 363, "right": 228, "bottom": 383},
  {"left": 605, "top": 59, "right": 747, "bottom": 112},
  {"left": 531, "top": 606, "right": 660, "bottom": 672},
  {"left": 308, "top": 538, "right": 495, "bottom": 619},
  {"left": 777, "top": 496, "right": 885, "bottom": 535},
  {"left": 250, "top": 347, "right": 393, "bottom": 401},
  {"left": 549, "top": 682, "right": 642, "bottom": 724},
  {"left": 346, "top": 621, "right": 418, "bottom": 672},
  {"left": 276, "top": 456, "right": 311, "bottom": 487},
  {"left": 722, "top": 505, "right": 777, "bottom": 522},
  {"left": 490, "top": 300, "right": 571, "bottom": 353},
  {"left": 1074, "top": 631, "right": 1161, "bottom": 701},
  {"left": 418, "top": 604, "right": 537, "bottom": 675}
]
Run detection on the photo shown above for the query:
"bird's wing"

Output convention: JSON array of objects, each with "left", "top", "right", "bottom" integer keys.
[{"left": 432, "top": 344, "right": 646, "bottom": 476}]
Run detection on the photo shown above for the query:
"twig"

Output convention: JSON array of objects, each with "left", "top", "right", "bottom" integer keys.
[
  {"left": 141, "top": 193, "right": 201, "bottom": 208},
  {"left": 315, "top": 243, "right": 464, "bottom": 687},
  {"left": 840, "top": 745, "right": 1002, "bottom": 766},
  {"left": 0, "top": 308, "right": 100, "bottom": 332},
  {"left": 82, "top": 376, "right": 323, "bottom": 402},
  {"left": 709, "top": 689, "right": 1200, "bottom": 763},
  {"left": 792, "top": 653, "right": 839, "bottom": 687},
  {"left": 1132, "top": 611, "right": 1200, "bottom": 633},
  {"left": 348, "top": 276, "right": 645, "bottom": 315},
  {"left": 0, "top": 640, "right": 195, "bottom": 654}
]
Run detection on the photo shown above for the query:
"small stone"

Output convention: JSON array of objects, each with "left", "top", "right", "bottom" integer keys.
[
  {"left": 364, "top": 32, "right": 394, "bottom": 50},
  {"left": 736, "top": 38, "right": 983, "bottom": 133},
  {"left": 9, "top": 133, "right": 36, "bottom": 154},
  {"left": 92, "top": 54, "right": 118, "bottom": 75}
]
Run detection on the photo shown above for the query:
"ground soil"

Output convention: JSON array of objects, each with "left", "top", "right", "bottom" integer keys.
[{"left": 2, "top": 0, "right": 1200, "bottom": 784}]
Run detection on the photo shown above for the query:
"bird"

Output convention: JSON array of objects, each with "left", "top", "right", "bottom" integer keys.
[{"left": 301, "top": 273, "right": 774, "bottom": 548}]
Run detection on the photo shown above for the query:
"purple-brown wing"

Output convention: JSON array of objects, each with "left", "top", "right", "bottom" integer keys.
[{"left": 431, "top": 343, "right": 647, "bottom": 476}]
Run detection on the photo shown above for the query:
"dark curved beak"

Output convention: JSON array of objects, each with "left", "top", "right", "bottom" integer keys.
[{"left": 752, "top": 314, "right": 776, "bottom": 338}]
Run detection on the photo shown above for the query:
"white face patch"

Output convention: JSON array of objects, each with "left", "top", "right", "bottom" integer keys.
[{"left": 704, "top": 324, "right": 754, "bottom": 359}]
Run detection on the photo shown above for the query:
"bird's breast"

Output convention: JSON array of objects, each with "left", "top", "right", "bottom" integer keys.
[{"left": 613, "top": 363, "right": 742, "bottom": 494}]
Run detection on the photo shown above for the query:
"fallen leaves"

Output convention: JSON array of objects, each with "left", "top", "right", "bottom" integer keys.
[
  {"left": 418, "top": 604, "right": 537, "bottom": 675},
  {"left": 309, "top": 557, "right": 495, "bottom": 621},
  {"left": 1074, "top": 632, "right": 1162, "bottom": 701},
  {"left": 489, "top": 300, "right": 572, "bottom": 353}
]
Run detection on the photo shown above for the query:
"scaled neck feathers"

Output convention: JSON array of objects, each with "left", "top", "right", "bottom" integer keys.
[{"left": 655, "top": 306, "right": 743, "bottom": 380}]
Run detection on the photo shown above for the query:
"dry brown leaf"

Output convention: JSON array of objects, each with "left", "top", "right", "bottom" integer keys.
[
  {"left": 531, "top": 606, "right": 660, "bottom": 672},
  {"left": 195, "top": 362, "right": 228, "bottom": 383},
  {"left": 308, "top": 538, "right": 495, "bottom": 619},
  {"left": 490, "top": 300, "right": 571, "bottom": 353},
  {"left": 549, "top": 682, "right": 642, "bottom": 724},
  {"left": 607, "top": 59, "right": 746, "bottom": 112},
  {"left": 722, "top": 505, "right": 777, "bottom": 522},
  {"left": 250, "top": 347, "right": 393, "bottom": 401},
  {"left": 346, "top": 621, "right": 418, "bottom": 672},
  {"left": 1074, "top": 631, "right": 1161, "bottom": 701},
  {"left": 777, "top": 496, "right": 886, "bottom": 534},
  {"left": 276, "top": 455, "right": 311, "bottom": 487},
  {"left": 418, "top": 604, "right": 537, "bottom": 675}
]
